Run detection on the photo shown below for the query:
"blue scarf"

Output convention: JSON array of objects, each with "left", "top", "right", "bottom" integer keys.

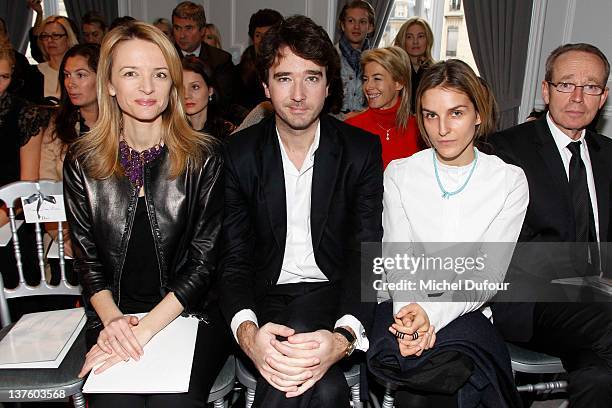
[{"left": 339, "top": 35, "right": 370, "bottom": 76}]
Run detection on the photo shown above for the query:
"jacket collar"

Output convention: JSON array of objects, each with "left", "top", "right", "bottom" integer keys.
[{"left": 257, "top": 115, "right": 343, "bottom": 251}]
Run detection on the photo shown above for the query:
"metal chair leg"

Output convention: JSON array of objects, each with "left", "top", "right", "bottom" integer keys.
[
  {"left": 245, "top": 387, "right": 255, "bottom": 408},
  {"left": 350, "top": 383, "right": 361, "bottom": 407},
  {"left": 72, "top": 391, "right": 86, "bottom": 408},
  {"left": 381, "top": 388, "right": 395, "bottom": 408}
]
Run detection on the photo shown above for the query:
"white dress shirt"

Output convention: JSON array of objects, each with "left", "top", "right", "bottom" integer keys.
[
  {"left": 379, "top": 148, "right": 529, "bottom": 332},
  {"left": 231, "top": 122, "right": 369, "bottom": 350},
  {"left": 546, "top": 113, "right": 600, "bottom": 242}
]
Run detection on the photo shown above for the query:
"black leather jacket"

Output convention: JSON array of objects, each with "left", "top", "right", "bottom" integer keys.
[{"left": 63, "top": 146, "right": 224, "bottom": 325}]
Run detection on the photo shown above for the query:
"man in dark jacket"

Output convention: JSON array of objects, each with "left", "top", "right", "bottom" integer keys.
[
  {"left": 172, "top": 1, "right": 235, "bottom": 110},
  {"left": 221, "top": 15, "right": 382, "bottom": 408},
  {"left": 489, "top": 43, "right": 612, "bottom": 408}
]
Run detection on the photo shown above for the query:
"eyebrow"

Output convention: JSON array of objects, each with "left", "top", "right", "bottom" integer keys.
[
  {"left": 422, "top": 104, "right": 469, "bottom": 112},
  {"left": 118, "top": 66, "right": 169, "bottom": 70},
  {"left": 65, "top": 68, "right": 92, "bottom": 73}
]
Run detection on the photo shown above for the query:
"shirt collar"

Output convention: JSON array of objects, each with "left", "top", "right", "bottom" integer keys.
[
  {"left": 546, "top": 112, "right": 586, "bottom": 152},
  {"left": 276, "top": 121, "right": 321, "bottom": 170},
  {"left": 182, "top": 44, "right": 201, "bottom": 57}
]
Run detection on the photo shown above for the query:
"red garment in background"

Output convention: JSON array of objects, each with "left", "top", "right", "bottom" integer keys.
[{"left": 345, "top": 100, "right": 423, "bottom": 169}]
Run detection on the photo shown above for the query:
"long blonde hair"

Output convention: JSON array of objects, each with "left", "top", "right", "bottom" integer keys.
[
  {"left": 73, "top": 21, "right": 215, "bottom": 179},
  {"left": 361, "top": 46, "right": 412, "bottom": 130},
  {"left": 393, "top": 17, "right": 435, "bottom": 67}
]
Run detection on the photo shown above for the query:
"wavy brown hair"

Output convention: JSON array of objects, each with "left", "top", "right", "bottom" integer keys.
[
  {"left": 72, "top": 21, "right": 215, "bottom": 179},
  {"left": 415, "top": 59, "right": 497, "bottom": 146}
]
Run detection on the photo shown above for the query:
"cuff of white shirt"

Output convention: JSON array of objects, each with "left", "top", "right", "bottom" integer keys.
[
  {"left": 230, "top": 309, "right": 259, "bottom": 343},
  {"left": 417, "top": 302, "right": 465, "bottom": 333},
  {"left": 335, "top": 314, "right": 369, "bottom": 352}
]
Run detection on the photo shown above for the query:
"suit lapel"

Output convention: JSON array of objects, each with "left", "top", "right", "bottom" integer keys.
[
  {"left": 311, "top": 117, "right": 343, "bottom": 250},
  {"left": 586, "top": 132, "right": 610, "bottom": 244},
  {"left": 534, "top": 118, "right": 571, "bottom": 204},
  {"left": 259, "top": 119, "right": 287, "bottom": 251}
]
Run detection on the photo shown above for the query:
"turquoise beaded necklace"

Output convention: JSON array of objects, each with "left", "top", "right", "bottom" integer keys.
[{"left": 433, "top": 148, "right": 478, "bottom": 199}]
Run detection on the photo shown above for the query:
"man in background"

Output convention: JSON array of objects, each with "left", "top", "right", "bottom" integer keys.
[
  {"left": 335, "top": 0, "right": 374, "bottom": 114},
  {"left": 172, "top": 1, "right": 234, "bottom": 110}
]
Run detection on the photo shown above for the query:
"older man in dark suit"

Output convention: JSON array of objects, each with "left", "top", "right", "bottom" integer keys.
[
  {"left": 172, "top": 1, "right": 234, "bottom": 110},
  {"left": 490, "top": 43, "right": 612, "bottom": 407},
  {"left": 220, "top": 15, "right": 382, "bottom": 408}
]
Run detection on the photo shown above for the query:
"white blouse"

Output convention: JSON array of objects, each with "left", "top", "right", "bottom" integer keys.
[
  {"left": 37, "top": 62, "right": 60, "bottom": 100},
  {"left": 379, "top": 147, "right": 529, "bottom": 332}
]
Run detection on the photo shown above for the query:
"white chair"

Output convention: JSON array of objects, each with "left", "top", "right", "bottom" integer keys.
[
  {"left": 0, "top": 180, "right": 85, "bottom": 408},
  {"left": 207, "top": 355, "right": 237, "bottom": 408},
  {"left": 507, "top": 342, "right": 568, "bottom": 407}
]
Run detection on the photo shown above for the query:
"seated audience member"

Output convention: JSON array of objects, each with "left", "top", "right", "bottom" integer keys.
[
  {"left": 345, "top": 46, "right": 422, "bottom": 168},
  {"left": 0, "top": 43, "right": 49, "bottom": 205},
  {"left": 23, "top": 15, "right": 79, "bottom": 105},
  {"left": 0, "top": 17, "right": 31, "bottom": 95},
  {"left": 393, "top": 17, "right": 436, "bottom": 113},
  {"left": 489, "top": 43, "right": 612, "bottom": 408},
  {"left": 81, "top": 11, "right": 107, "bottom": 45},
  {"left": 40, "top": 44, "right": 100, "bottom": 182},
  {"left": 65, "top": 22, "right": 230, "bottom": 407},
  {"left": 370, "top": 59, "right": 526, "bottom": 408},
  {"left": 235, "top": 8, "right": 283, "bottom": 111},
  {"left": 182, "top": 56, "right": 234, "bottom": 139},
  {"left": 203, "top": 23, "right": 222, "bottom": 49},
  {"left": 39, "top": 44, "right": 100, "bottom": 259},
  {"left": 335, "top": 0, "right": 375, "bottom": 114},
  {"left": 27, "top": 0, "right": 80, "bottom": 64},
  {"left": 172, "top": 1, "right": 235, "bottom": 110},
  {"left": 220, "top": 15, "right": 382, "bottom": 408},
  {"left": 153, "top": 17, "right": 172, "bottom": 40},
  {"left": 0, "top": 42, "right": 50, "bottom": 310}
]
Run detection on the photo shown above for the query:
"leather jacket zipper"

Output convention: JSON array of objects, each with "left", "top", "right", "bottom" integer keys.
[
  {"left": 116, "top": 185, "right": 140, "bottom": 308},
  {"left": 142, "top": 165, "right": 165, "bottom": 292}
]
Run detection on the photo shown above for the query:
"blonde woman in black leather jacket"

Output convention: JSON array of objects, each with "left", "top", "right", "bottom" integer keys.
[{"left": 64, "top": 22, "right": 231, "bottom": 408}]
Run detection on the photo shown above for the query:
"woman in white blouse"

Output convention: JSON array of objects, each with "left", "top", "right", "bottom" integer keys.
[{"left": 374, "top": 59, "right": 528, "bottom": 407}]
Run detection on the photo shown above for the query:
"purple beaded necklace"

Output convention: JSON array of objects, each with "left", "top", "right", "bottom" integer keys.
[{"left": 119, "top": 139, "right": 163, "bottom": 188}]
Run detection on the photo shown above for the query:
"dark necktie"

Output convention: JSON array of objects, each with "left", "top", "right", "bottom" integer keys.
[
  {"left": 567, "top": 141, "right": 599, "bottom": 273},
  {"left": 186, "top": 53, "right": 195, "bottom": 58}
]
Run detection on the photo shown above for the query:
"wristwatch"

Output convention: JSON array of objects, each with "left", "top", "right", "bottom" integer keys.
[{"left": 333, "top": 327, "right": 357, "bottom": 357}]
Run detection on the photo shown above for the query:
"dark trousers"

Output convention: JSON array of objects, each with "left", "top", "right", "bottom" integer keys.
[
  {"left": 516, "top": 301, "right": 612, "bottom": 408},
  {"left": 87, "top": 305, "right": 232, "bottom": 408},
  {"left": 249, "top": 282, "right": 350, "bottom": 408}
]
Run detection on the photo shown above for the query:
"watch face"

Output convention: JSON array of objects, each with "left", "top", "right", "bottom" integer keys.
[{"left": 347, "top": 341, "right": 357, "bottom": 356}]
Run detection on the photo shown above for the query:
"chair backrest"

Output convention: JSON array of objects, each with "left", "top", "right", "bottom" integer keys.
[{"left": 0, "top": 180, "right": 80, "bottom": 327}]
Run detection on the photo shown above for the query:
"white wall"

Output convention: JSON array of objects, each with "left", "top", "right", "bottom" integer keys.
[
  {"left": 521, "top": 0, "right": 612, "bottom": 135},
  {"left": 117, "top": 0, "right": 338, "bottom": 64}
]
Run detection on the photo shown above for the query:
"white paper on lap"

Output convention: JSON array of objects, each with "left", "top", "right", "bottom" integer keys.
[{"left": 83, "top": 315, "right": 199, "bottom": 394}]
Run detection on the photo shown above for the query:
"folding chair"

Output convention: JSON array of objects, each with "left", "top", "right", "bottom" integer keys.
[
  {"left": 0, "top": 180, "right": 86, "bottom": 408},
  {"left": 507, "top": 342, "right": 568, "bottom": 407},
  {"left": 207, "top": 355, "right": 236, "bottom": 408}
]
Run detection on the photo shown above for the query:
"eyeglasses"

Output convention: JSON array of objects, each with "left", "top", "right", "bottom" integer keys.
[
  {"left": 547, "top": 81, "right": 605, "bottom": 96},
  {"left": 40, "top": 33, "right": 67, "bottom": 41}
]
